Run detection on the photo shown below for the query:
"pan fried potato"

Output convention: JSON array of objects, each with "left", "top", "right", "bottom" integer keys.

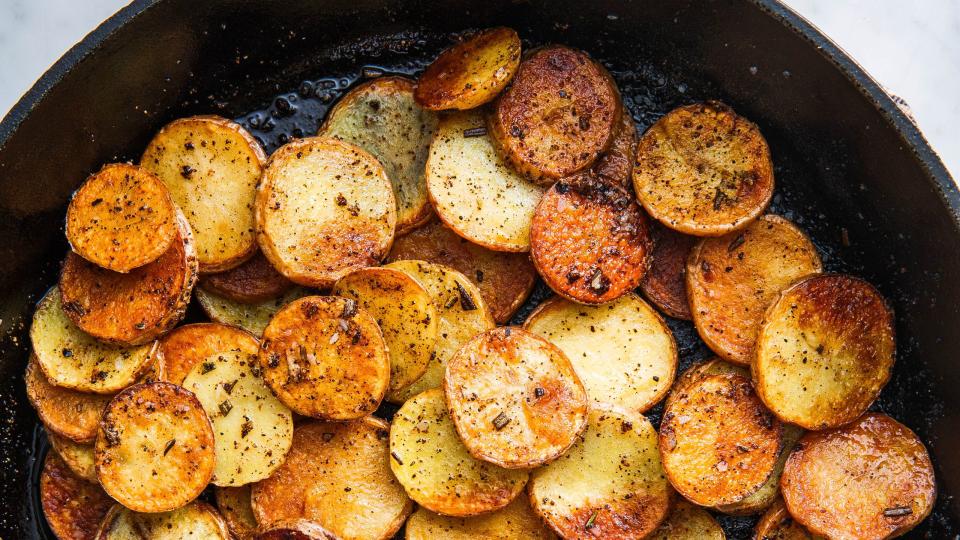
[
  {"left": 531, "top": 173, "right": 652, "bottom": 304},
  {"left": 196, "top": 285, "right": 310, "bottom": 337},
  {"left": 781, "top": 413, "right": 935, "bottom": 540},
  {"left": 158, "top": 322, "right": 260, "bottom": 385},
  {"left": 444, "top": 327, "right": 588, "bottom": 468},
  {"left": 593, "top": 108, "right": 638, "bottom": 189},
  {"left": 664, "top": 358, "right": 748, "bottom": 410},
  {"left": 30, "top": 288, "right": 158, "bottom": 394},
  {"left": 650, "top": 500, "right": 725, "bottom": 540},
  {"left": 256, "top": 520, "right": 338, "bottom": 540},
  {"left": 332, "top": 267, "right": 438, "bottom": 394},
  {"left": 383, "top": 260, "right": 494, "bottom": 403},
  {"left": 256, "top": 137, "right": 396, "bottom": 288},
  {"left": 65, "top": 163, "right": 178, "bottom": 273},
  {"left": 489, "top": 45, "right": 620, "bottom": 183},
  {"left": 633, "top": 101, "right": 775, "bottom": 236},
  {"left": 141, "top": 115, "right": 266, "bottom": 273},
  {"left": 425, "top": 110, "right": 545, "bottom": 252},
  {"left": 26, "top": 355, "right": 113, "bottom": 442},
  {"left": 95, "top": 501, "right": 231, "bottom": 540},
  {"left": 95, "top": 382, "right": 215, "bottom": 513},
  {"left": 41, "top": 452, "right": 114, "bottom": 540},
  {"left": 529, "top": 406, "right": 671, "bottom": 540},
  {"left": 640, "top": 223, "right": 696, "bottom": 320},
  {"left": 415, "top": 27, "right": 521, "bottom": 111},
  {"left": 48, "top": 432, "right": 97, "bottom": 483},
  {"left": 387, "top": 219, "right": 536, "bottom": 323},
  {"left": 258, "top": 295, "right": 390, "bottom": 419},
  {"left": 251, "top": 419, "right": 412, "bottom": 540},
  {"left": 687, "top": 214, "right": 822, "bottom": 365},
  {"left": 753, "top": 274, "right": 895, "bottom": 430},
  {"left": 660, "top": 372, "right": 782, "bottom": 507},
  {"left": 405, "top": 495, "right": 556, "bottom": 540},
  {"left": 754, "top": 498, "right": 822, "bottom": 540},
  {"left": 182, "top": 350, "right": 294, "bottom": 486},
  {"left": 390, "top": 388, "right": 528, "bottom": 516},
  {"left": 216, "top": 486, "right": 258, "bottom": 540},
  {"left": 523, "top": 293, "right": 676, "bottom": 413},
  {"left": 715, "top": 423, "right": 802, "bottom": 515},
  {"left": 319, "top": 76, "right": 438, "bottom": 233},
  {"left": 201, "top": 251, "right": 295, "bottom": 304}
]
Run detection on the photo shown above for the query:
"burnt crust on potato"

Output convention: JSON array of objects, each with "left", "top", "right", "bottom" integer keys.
[
  {"left": 200, "top": 251, "right": 295, "bottom": 304},
  {"left": 592, "top": 107, "right": 638, "bottom": 189},
  {"left": 41, "top": 452, "right": 114, "bottom": 540},
  {"left": 639, "top": 222, "right": 697, "bottom": 320}
]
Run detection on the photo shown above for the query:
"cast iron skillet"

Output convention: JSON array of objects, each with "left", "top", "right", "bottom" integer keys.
[{"left": 1, "top": 0, "right": 958, "bottom": 538}]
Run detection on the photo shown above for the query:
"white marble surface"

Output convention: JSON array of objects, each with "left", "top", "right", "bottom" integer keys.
[{"left": 0, "top": 0, "right": 958, "bottom": 178}]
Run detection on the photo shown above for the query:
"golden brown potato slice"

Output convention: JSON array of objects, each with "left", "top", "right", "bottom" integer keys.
[
  {"left": 529, "top": 406, "right": 671, "bottom": 539},
  {"left": 687, "top": 214, "right": 822, "bottom": 365},
  {"left": 255, "top": 137, "right": 396, "bottom": 288},
  {"left": 754, "top": 274, "right": 895, "bottom": 430},
  {"left": 332, "top": 267, "right": 438, "bottom": 394},
  {"left": 754, "top": 498, "right": 823, "bottom": 540},
  {"left": 383, "top": 260, "right": 494, "bottom": 403},
  {"left": 660, "top": 372, "right": 782, "bottom": 507},
  {"left": 196, "top": 285, "right": 311, "bottom": 337},
  {"left": 426, "top": 110, "right": 545, "bottom": 252},
  {"left": 40, "top": 451, "right": 114, "bottom": 540},
  {"left": 444, "top": 327, "right": 588, "bottom": 468},
  {"left": 255, "top": 520, "right": 338, "bottom": 540},
  {"left": 216, "top": 486, "right": 258, "bottom": 540},
  {"left": 415, "top": 27, "right": 521, "bottom": 111},
  {"left": 592, "top": 107, "right": 638, "bottom": 189},
  {"left": 386, "top": 219, "right": 536, "bottom": 323},
  {"left": 26, "top": 356, "right": 113, "bottom": 442},
  {"left": 664, "top": 358, "right": 748, "bottom": 410},
  {"left": 141, "top": 115, "right": 266, "bottom": 273},
  {"left": 531, "top": 173, "right": 652, "bottom": 304},
  {"left": 781, "top": 413, "right": 935, "bottom": 540},
  {"left": 258, "top": 295, "right": 390, "bottom": 419},
  {"left": 405, "top": 495, "right": 556, "bottom": 540},
  {"left": 523, "top": 293, "right": 676, "bottom": 413},
  {"left": 95, "top": 382, "right": 215, "bottom": 513},
  {"left": 489, "top": 45, "right": 620, "bottom": 183},
  {"left": 390, "top": 388, "right": 528, "bottom": 516},
  {"left": 715, "top": 423, "right": 802, "bottom": 516},
  {"left": 640, "top": 223, "right": 697, "bottom": 320},
  {"left": 319, "top": 76, "right": 438, "bottom": 233},
  {"left": 95, "top": 501, "right": 231, "bottom": 540},
  {"left": 633, "top": 101, "right": 775, "bottom": 236},
  {"left": 201, "top": 251, "right": 295, "bottom": 304},
  {"left": 157, "top": 322, "right": 260, "bottom": 385},
  {"left": 48, "top": 432, "right": 97, "bottom": 483},
  {"left": 65, "top": 163, "right": 178, "bottom": 273},
  {"left": 649, "top": 500, "right": 725, "bottom": 540}
]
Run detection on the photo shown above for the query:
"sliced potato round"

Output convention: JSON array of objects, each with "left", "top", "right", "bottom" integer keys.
[
  {"left": 182, "top": 350, "right": 294, "bottom": 486},
  {"left": 593, "top": 107, "right": 638, "bottom": 189},
  {"left": 716, "top": 423, "right": 803, "bottom": 516},
  {"left": 258, "top": 295, "right": 390, "bottom": 419},
  {"left": 531, "top": 173, "right": 652, "bottom": 304},
  {"left": 141, "top": 115, "right": 266, "bottom": 273},
  {"left": 387, "top": 219, "right": 536, "bottom": 323},
  {"left": 65, "top": 163, "right": 178, "bottom": 273},
  {"left": 660, "top": 372, "right": 782, "bottom": 507},
  {"left": 383, "top": 260, "right": 494, "bottom": 403},
  {"left": 754, "top": 274, "right": 895, "bottom": 430},
  {"left": 415, "top": 27, "right": 521, "bottom": 111},
  {"left": 687, "top": 214, "right": 822, "bottom": 365},
  {"left": 48, "top": 432, "right": 97, "bottom": 483},
  {"left": 529, "top": 406, "right": 671, "bottom": 540},
  {"left": 252, "top": 418, "right": 412, "bottom": 540},
  {"left": 664, "top": 358, "right": 748, "bottom": 410},
  {"left": 649, "top": 500, "right": 725, "bottom": 540},
  {"left": 426, "top": 110, "right": 545, "bottom": 252},
  {"left": 523, "top": 293, "right": 676, "bottom": 413},
  {"left": 319, "top": 76, "right": 438, "bottom": 233},
  {"left": 754, "top": 498, "right": 823, "bottom": 540},
  {"left": 158, "top": 322, "right": 260, "bottom": 385},
  {"left": 781, "top": 413, "right": 935, "bottom": 540},
  {"left": 95, "top": 382, "right": 215, "bottom": 513},
  {"left": 255, "top": 520, "right": 338, "bottom": 540},
  {"left": 26, "top": 355, "right": 113, "bottom": 442},
  {"left": 256, "top": 137, "right": 396, "bottom": 288},
  {"left": 95, "top": 501, "right": 231, "bottom": 540},
  {"left": 633, "top": 101, "right": 775, "bottom": 236},
  {"left": 41, "top": 451, "right": 114, "bottom": 540},
  {"left": 640, "top": 223, "right": 696, "bottom": 320},
  {"left": 215, "top": 486, "right": 258, "bottom": 540},
  {"left": 201, "top": 251, "right": 295, "bottom": 304},
  {"left": 390, "top": 388, "right": 528, "bottom": 516},
  {"left": 405, "top": 495, "right": 556, "bottom": 540},
  {"left": 332, "top": 267, "right": 438, "bottom": 394},
  {"left": 489, "top": 45, "right": 620, "bottom": 183},
  {"left": 196, "top": 285, "right": 311, "bottom": 337},
  {"left": 445, "top": 327, "right": 588, "bottom": 468}
]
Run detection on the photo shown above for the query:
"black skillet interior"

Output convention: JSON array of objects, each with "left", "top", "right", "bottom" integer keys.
[{"left": 2, "top": 0, "right": 959, "bottom": 538}]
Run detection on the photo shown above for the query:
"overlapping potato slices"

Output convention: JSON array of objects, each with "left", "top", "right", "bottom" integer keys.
[
  {"left": 640, "top": 222, "right": 697, "bottom": 320},
  {"left": 754, "top": 499, "right": 823, "bottom": 540},
  {"left": 157, "top": 322, "right": 260, "bottom": 385},
  {"left": 48, "top": 432, "right": 98, "bottom": 483},
  {"left": 195, "top": 285, "right": 311, "bottom": 337},
  {"left": 649, "top": 500, "right": 725, "bottom": 540},
  {"left": 405, "top": 496, "right": 556, "bottom": 540},
  {"left": 715, "top": 423, "right": 802, "bottom": 516},
  {"left": 95, "top": 501, "right": 231, "bottom": 540},
  {"left": 41, "top": 452, "right": 114, "bottom": 540},
  {"left": 26, "top": 355, "right": 114, "bottom": 442},
  {"left": 255, "top": 520, "right": 338, "bottom": 540},
  {"left": 215, "top": 486, "right": 258, "bottom": 540},
  {"left": 593, "top": 107, "right": 638, "bottom": 189},
  {"left": 201, "top": 251, "right": 295, "bottom": 304}
]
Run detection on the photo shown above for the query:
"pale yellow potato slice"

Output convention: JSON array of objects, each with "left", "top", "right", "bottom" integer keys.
[
  {"left": 195, "top": 285, "right": 311, "bottom": 337},
  {"left": 215, "top": 486, "right": 258, "bottom": 540},
  {"left": 649, "top": 500, "right": 725, "bottom": 540},
  {"left": 95, "top": 501, "right": 231, "bottom": 539},
  {"left": 47, "top": 431, "right": 97, "bottom": 483},
  {"left": 405, "top": 495, "right": 556, "bottom": 539}
]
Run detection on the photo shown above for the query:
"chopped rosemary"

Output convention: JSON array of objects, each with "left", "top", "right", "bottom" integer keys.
[
  {"left": 585, "top": 511, "right": 598, "bottom": 529},
  {"left": 883, "top": 506, "right": 913, "bottom": 517},
  {"left": 455, "top": 281, "right": 477, "bottom": 311},
  {"left": 493, "top": 412, "right": 511, "bottom": 430},
  {"left": 163, "top": 439, "right": 176, "bottom": 456},
  {"left": 391, "top": 451, "right": 403, "bottom": 465},
  {"left": 463, "top": 126, "right": 487, "bottom": 138},
  {"left": 218, "top": 400, "right": 233, "bottom": 417}
]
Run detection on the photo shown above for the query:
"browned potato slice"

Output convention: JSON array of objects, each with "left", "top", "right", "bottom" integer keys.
[
  {"left": 65, "top": 163, "right": 178, "bottom": 273},
  {"left": 715, "top": 423, "right": 803, "bottom": 515},
  {"left": 754, "top": 498, "right": 823, "bottom": 540},
  {"left": 640, "top": 223, "right": 697, "bottom": 320},
  {"left": 649, "top": 500, "right": 725, "bottom": 540},
  {"left": 426, "top": 110, "right": 545, "bottom": 252},
  {"left": 196, "top": 285, "right": 311, "bottom": 337},
  {"left": 390, "top": 388, "right": 528, "bottom": 516},
  {"left": 754, "top": 274, "right": 895, "bottom": 430},
  {"left": 141, "top": 115, "right": 266, "bottom": 273},
  {"left": 531, "top": 173, "right": 652, "bottom": 304},
  {"left": 255, "top": 520, "right": 338, "bottom": 540},
  {"left": 40, "top": 452, "right": 114, "bottom": 540},
  {"left": 332, "top": 267, "right": 438, "bottom": 394},
  {"left": 258, "top": 295, "right": 390, "bottom": 419},
  {"left": 444, "top": 327, "right": 588, "bottom": 468},
  {"left": 489, "top": 45, "right": 620, "bottom": 183},
  {"left": 387, "top": 219, "right": 536, "bottom": 323},
  {"left": 405, "top": 495, "right": 556, "bottom": 540},
  {"left": 201, "top": 251, "right": 295, "bottom": 304},
  {"left": 781, "top": 413, "right": 935, "bottom": 540},
  {"left": 660, "top": 372, "right": 782, "bottom": 507},
  {"left": 95, "top": 501, "right": 231, "bottom": 539},
  {"left": 415, "top": 27, "right": 521, "bottom": 111},
  {"left": 529, "top": 406, "right": 671, "bottom": 539},
  {"left": 664, "top": 358, "right": 748, "bottom": 410},
  {"left": 26, "top": 356, "right": 113, "bottom": 442},
  {"left": 48, "top": 432, "right": 97, "bottom": 483},
  {"left": 95, "top": 382, "right": 215, "bottom": 513},
  {"left": 319, "top": 76, "right": 438, "bottom": 233},
  {"left": 256, "top": 137, "right": 396, "bottom": 288},
  {"left": 523, "top": 293, "right": 676, "bottom": 413},
  {"left": 158, "top": 322, "right": 260, "bottom": 385},
  {"left": 633, "top": 101, "right": 775, "bottom": 236},
  {"left": 687, "top": 214, "right": 822, "bottom": 365},
  {"left": 593, "top": 107, "right": 638, "bottom": 189},
  {"left": 215, "top": 486, "right": 258, "bottom": 540}
]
